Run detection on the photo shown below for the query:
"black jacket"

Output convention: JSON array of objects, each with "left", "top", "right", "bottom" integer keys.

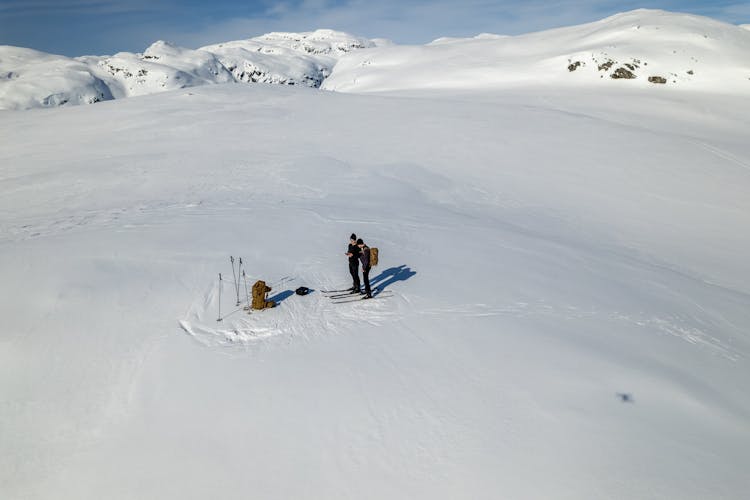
[
  {"left": 348, "top": 243, "right": 361, "bottom": 264},
  {"left": 359, "top": 245, "right": 371, "bottom": 270}
]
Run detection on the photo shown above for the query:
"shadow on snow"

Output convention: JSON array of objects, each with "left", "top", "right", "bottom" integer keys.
[
  {"left": 268, "top": 289, "right": 295, "bottom": 304},
  {"left": 271, "top": 266, "right": 414, "bottom": 304},
  {"left": 370, "top": 265, "right": 416, "bottom": 293}
]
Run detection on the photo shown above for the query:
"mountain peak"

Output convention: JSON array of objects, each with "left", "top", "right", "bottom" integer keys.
[
  {"left": 324, "top": 8, "right": 750, "bottom": 94},
  {"left": 2, "top": 9, "right": 749, "bottom": 111}
]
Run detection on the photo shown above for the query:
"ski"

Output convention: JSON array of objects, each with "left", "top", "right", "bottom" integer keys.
[
  {"left": 326, "top": 291, "right": 362, "bottom": 299},
  {"left": 331, "top": 295, "right": 391, "bottom": 304},
  {"left": 331, "top": 292, "right": 392, "bottom": 304},
  {"left": 321, "top": 288, "right": 354, "bottom": 294}
]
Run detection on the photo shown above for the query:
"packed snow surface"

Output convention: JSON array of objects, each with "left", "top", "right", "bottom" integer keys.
[{"left": 2, "top": 78, "right": 750, "bottom": 498}]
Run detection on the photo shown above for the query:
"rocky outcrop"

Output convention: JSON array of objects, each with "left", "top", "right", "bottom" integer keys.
[
  {"left": 611, "top": 67, "right": 637, "bottom": 79},
  {"left": 568, "top": 61, "right": 584, "bottom": 72}
]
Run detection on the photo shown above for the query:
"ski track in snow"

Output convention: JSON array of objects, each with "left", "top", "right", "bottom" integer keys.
[
  {"left": 696, "top": 141, "right": 750, "bottom": 173},
  {"left": 420, "top": 301, "right": 740, "bottom": 361},
  {"left": 177, "top": 239, "right": 742, "bottom": 361},
  {"left": 1, "top": 200, "right": 208, "bottom": 243},
  {"left": 180, "top": 278, "right": 402, "bottom": 351},
  {"left": 4, "top": 156, "right": 740, "bottom": 361}
]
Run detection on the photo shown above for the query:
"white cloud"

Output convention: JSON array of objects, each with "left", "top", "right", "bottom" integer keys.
[
  {"left": 168, "top": 0, "right": 628, "bottom": 48},
  {"left": 24, "top": 0, "right": 744, "bottom": 54}
]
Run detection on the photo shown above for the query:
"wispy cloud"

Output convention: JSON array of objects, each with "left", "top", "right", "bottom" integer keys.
[
  {"left": 169, "top": 0, "right": 647, "bottom": 47},
  {"left": 2, "top": 0, "right": 748, "bottom": 56},
  {"left": 0, "top": 0, "right": 170, "bottom": 16}
]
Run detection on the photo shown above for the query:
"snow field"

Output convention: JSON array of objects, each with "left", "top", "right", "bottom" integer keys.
[{"left": 1, "top": 82, "right": 749, "bottom": 499}]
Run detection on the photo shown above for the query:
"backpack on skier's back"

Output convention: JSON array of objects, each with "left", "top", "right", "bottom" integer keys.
[{"left": 369, "top": 247, "right": 379, "bottom": 267}]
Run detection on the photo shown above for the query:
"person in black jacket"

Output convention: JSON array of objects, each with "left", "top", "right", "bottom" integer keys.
[
  {"left": 345, "top": 233, "right": 361, "bottom": 292},
  {"left": 357, "top": 238, "right": 372, "bottom": 298}
]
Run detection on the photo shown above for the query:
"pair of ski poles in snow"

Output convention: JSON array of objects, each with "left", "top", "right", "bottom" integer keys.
[
  {"left": 217, "top": 256, "right": 290, "bottom": 322},
  {"left": 230, "top": 255, "right": 245, "bottom": 307},
  {"left": 218, "top": 255, "right": 246, "bottom": 322}
]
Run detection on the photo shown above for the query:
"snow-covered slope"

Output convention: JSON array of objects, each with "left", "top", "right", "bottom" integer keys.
[
  {"left": 201, "top": 30, "right": 376, "bottom": 88},
  {"left": 324, "top": 9, "right": 750, "bottom": 93},
  {"left": 0, "top": 46, "right": 114, "bottom": 109},
  {"left": 79, "top": 41, "right": 235, "bottom": 99},
  {"left": 0, "top": 30, "right": 374, "bottom": 110},
  {"left": 3, "top": 10, "right": 749, "bottom": 110},
  {"left": 1, "top": 82, "right": 749, "bottom": 499}
]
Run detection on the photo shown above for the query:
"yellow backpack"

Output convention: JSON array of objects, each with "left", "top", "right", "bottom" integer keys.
[{"left": 370, "top": 247, "right": 379, "bottom": 267}]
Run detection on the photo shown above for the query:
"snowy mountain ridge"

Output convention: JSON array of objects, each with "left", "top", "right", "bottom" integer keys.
[
  {"left": 0, "top": 29, "right": 376, "bottom": 110},
  {"left": 1, "top": 9, "right": 749, "bottom": 110},
  {"left": 325, "top": 9, "right": 750, "bottom": 93}
]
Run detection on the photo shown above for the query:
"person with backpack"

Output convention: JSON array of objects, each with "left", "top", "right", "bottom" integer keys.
[
  {"left": 357, "top": 238, "right": 372, "bottom": 298},
  {"left": 345, "top": 233, "right": 361, "bottom": 292}
]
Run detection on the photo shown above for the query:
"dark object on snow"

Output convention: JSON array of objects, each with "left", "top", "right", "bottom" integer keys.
[
  {"left": 295, "top": 287, "right": 310, "bottom": 296},
  {"left": 616, "top": 393, "right": 634, "bottom": 403},
  {"left": 648, "top": 76, "right": 667, "bottom": 84}
]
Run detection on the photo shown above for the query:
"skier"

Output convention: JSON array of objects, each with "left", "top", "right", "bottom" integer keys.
[
  {"left": 251, "top": 280, "right": 276, "bottom": 310},
  {"left": 345, "top": 233, "right": 361, "bottom": 292},
  {"left": 357, "top": 238, "right": 372, "bottom": 298}
]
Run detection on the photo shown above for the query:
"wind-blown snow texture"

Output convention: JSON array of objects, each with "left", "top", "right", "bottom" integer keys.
[{"left": 2, "top": 9, "right": 750, "bottom": 500}]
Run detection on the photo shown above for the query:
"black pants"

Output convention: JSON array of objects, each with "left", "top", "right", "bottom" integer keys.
[
  {"left": 362, "top": 267, "right": 372, "bottom": 296},
  {"left": 349, "top": 261, "right": 360, "bottom": 290}
]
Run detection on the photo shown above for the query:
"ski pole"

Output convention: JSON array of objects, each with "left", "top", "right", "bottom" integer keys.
[
  {"left": 217, "top": 273, "right": 223, "bottom": 322},
  {"left": 242, "top": 270, "right": 250, "bottom": 307},
  {"left": 236, "top": 257, "right": 243, "bottom": 306},
  {"left": 230, "top": 256, "right": 237, "bottom": 293}
]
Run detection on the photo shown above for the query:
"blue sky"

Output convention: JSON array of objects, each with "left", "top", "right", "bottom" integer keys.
[{"left": 1, "top": 0, "right": 749, "bottom": 56}]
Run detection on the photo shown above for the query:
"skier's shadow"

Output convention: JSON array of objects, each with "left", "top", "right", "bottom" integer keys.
[
  {"left": 370, "top": 265, "right": 416, "bottom": 292},
  {"left": 268, "top": 290, "right": 294, "bottom": 304}
]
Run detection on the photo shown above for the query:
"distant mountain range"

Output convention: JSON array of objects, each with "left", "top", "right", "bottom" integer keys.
[
  {"left": 0, "top": 30, "right": 380, "bottom": 111},
  {"left": 1, "top": 9, "right": 749, "bottom": 111}
]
